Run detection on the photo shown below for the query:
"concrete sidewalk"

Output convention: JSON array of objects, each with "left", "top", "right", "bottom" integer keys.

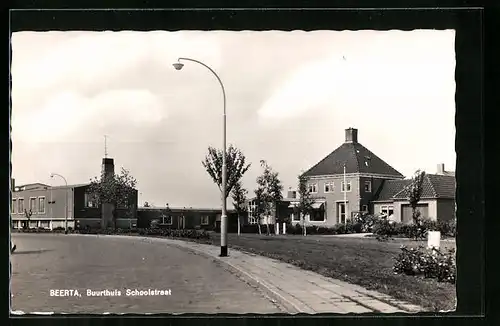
[{"left": 115, "top": 236, "right": 423, "bottom": 314}]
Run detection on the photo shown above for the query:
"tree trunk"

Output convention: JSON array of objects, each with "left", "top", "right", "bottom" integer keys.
[
  {"left": 101, "top": 203, "right": 114, "bottom": 229},
  {"left": 237, "top": 215, "right": 241, "bottom": 236},
  {"left": 302, "top": 214, "right": 307, "bottom": 236},
  {"left": 257, "top": 222, "right": 262, "bottom": 235}
]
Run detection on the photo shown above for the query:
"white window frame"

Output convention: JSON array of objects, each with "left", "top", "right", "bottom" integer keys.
[
  {"left": 201, "top": 215, "right": 210, "bottom": 225},
  {"left": 248, "top": 216, "right": 257, "bottom": 225},
  {"left": 29, "top": 197, "right": 37, "bottom": 214},
  {"left": 38, "top": 196, "right": 46, "bottom": 214},
  {"left": 324, "top": 181, "right": 335, "bottom": 193},
  {"left": 84, "top": 193, "right": 96, "bottom": 208},
  {"left": 161, "top": 214, "right": 173, "bottom": 225},
  {"left": 341, "top": 181, "right": 352, "bottom": 192},
  {"left": 337, "top": 202, "right": 347, "bottom": 224},
  {"left": 364, "top": 180, "right": 372, "bottom": 193},
  {"left": 11, "top": 198, "right": 17, "bottom": 214},
  {"left": 308, "top": 183, "right": 318, "bottom": 194},
  {"left": 18, "top": 198, "right": 25, "bottom": 215},
  {"left": 380, "top": 205, "right": 394, "bottom": 216},
  {"left": 291, "top": 212, "right": 301, "bottom": 222}
]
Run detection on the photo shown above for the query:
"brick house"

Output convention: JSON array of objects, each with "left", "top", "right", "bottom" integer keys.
[
  {"left": 11, "top": 158, "right": 138, "bottom": 230},
  {"left": 298, "top": 127, "right": 405, "bottom": 227}
]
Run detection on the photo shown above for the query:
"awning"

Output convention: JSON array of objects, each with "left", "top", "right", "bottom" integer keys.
[
  {"left": 311, "top": 202, "right": 325, "bottom": 210},
  {"left": 288, "top": 202, "right": 300, "bottom": 208}
]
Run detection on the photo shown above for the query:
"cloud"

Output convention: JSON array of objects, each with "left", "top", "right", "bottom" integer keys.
[
  {"left": 12, "top": 89, "right": 165, "bottom": 143},
  {"left": 257, "top": 30, "right": 456, "bottom": 123}
]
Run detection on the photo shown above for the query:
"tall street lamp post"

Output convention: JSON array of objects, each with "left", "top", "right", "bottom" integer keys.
[
  {"left": 173, "top": 57, "right": 228, "bottom": 257},
  {"left": 50, "top": 173, "right": 68, "bottom": 234}
]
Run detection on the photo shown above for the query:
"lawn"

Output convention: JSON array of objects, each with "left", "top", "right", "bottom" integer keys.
[{"left": 198, "top": 233, "right": 456, "bottom": 312}]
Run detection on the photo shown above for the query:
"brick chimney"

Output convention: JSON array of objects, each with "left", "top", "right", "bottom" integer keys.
[
  {"left": 437, "top": 163, "right": 445, "bottom": 175},
  {"left": 102, "top": 158, "right": 115, "bottom": 179},
  {"left": 345, "top": 127, "right": 358, "bottom": 143},
  {"left": 11, "top": 178, "right": 15, "bottom": 192}
]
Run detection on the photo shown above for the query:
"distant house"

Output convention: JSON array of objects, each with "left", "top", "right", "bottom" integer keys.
[
  {"left": 246, "top": 128, "right": 456, "bottom": 228},
  {"left": 372, "top": 166, "right": 456, "bottom": 223},
  {"left": 136, "top": 206, "right": 237, "bottom": 230},
  {"left": 11, "top": 158, "right": 138, "bottom": 230},
  {"left": 298, "top": 127, "right": 405, "bottom": 227}
]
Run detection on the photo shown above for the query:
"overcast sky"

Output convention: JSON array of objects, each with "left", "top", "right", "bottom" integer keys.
[{"left": 11, "top": 30, "right": 456, "bottom": 208}]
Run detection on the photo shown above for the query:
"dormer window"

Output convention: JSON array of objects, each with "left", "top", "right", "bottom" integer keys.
[{"left": 364, "top": 181, "right": 372, "bottom": 192}]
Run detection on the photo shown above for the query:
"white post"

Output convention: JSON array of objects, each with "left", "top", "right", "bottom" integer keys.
[
  {"left": 343, "top": 164, "right": 348, "bottom": 222},
  {"left": 427, "top": 231, "right": 441, "bottom": 250},
  {"left": 283, "top": 222, "right": 286, "bottom": 235},
  {"left": 276, "top": 222, "right": 280, "bottom": 235}
]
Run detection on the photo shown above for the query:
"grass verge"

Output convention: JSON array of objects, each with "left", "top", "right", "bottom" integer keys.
[{"left": 197, "top": 233, "right": 456, "bottom": 312}]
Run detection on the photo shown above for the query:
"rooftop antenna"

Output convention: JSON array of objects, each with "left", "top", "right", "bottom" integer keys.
[{"left": 104, "top": 135, "right": 108, "bottom": 158}]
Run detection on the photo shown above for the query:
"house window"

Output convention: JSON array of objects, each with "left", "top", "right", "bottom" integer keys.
[
  {"left": 161, "top": 214, "right": 173, "bottom": 225},
  {"left": 337, "top": 202, "right": 347, "bottom": 224},
  {"left": 364, "top": 181, "right": 372, "bottom": 192},
  {"left": 29, "top": 197, "right": 37, "bottom": 214},
  {"left": 38, "top": 197, "right": 46, "bottom": 214},
  {"left": 362, "top": 205, "right": 368, "bottom": 212},
  {"left": 309, "top": 210, "right": 325, "bottom": 222},
  {"left": 201, "top": 216, "right": 210, "bottom": 225},
  {"left": 324, "top": 181, "right": 335, "bottom": 193},
  {"left": 381, "top": 205, "right": 394, "bottom": 217},
  {"left": 84, "top": 193, "right": 96, "bottom": 208},
  {"left": 341, "top": 181, "right": 352, "bottom": 192},
  {"left": 248, "top": 216, "right": 257, "bottom": 225},
  {"left": 308, "top": 183, "right": 318, "bottom": 193},
  {"left": 18, "top": 198, "right": 25, "bottom": 215},
  {"left": 11, "top": 199, "right": 16, "bottom": 214}
]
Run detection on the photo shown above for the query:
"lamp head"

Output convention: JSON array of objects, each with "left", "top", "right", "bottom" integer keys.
[
  {"left": 50, "top": 173, "right": 54, "bottom": 178},
  {"left": 172, "top": 62, "right": 184, "bottom": 70}
]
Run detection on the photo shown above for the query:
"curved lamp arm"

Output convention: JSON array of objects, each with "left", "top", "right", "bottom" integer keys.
[
  {"left": 176, "top": 57, "right": 226, "bottom": 116},
  {"left": 50, "top": 173, "right": 67, "bottom": 185}
]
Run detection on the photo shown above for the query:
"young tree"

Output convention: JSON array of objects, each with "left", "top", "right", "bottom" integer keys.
[
  {"left": 24, "top": 209, "right": 32, "bottom": 230},
  {"left": 407, "top": 170, "right": 426, "bottom": 239},
  {"left": 86, "top": 167, "right": 137, "bottom": 230},
  {"left": 143, "top": 201, "right": 150, "bottom": 207},
  {"left": 202, "top": 144, "right": 251, "bottom": 199},
  {"left": 297, "top": 174, "right": 314, "bottom": 236},
  {"left": 231, "top": 180, "right": 248, "bottom": 236},
  {"left": 253, "top": 187, "right": 265, "bottom": 235},
  {"left": 255, "top": 160, "right": 284, "bottom": 235}
]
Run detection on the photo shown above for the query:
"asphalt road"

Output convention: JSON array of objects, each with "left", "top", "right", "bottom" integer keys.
[{"left": 10, "top": 233, "right": 282, "bottom": 314}]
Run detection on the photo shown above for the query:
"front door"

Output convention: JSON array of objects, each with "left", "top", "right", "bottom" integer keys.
[
  {"left": 337, "top": 202, "right": 347, "bottom": 224},
  {"left": 178, "top": 215, "right": 185, "bottom": 229}
]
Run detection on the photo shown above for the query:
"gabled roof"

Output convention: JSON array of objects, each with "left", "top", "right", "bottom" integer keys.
[
  {"left": 374, "top": 179, "right": 412, "bottom": 201},
  {"left": 391, "top": 174, "right": 455, "bottom": 200},
  {"left": 302, "top": 142, "right": 404, "bottom": 178}
]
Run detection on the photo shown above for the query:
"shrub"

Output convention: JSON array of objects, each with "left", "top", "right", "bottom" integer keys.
[
  {"left": 437, "top": 219, "right": 456, "bottom": 237},
  {"left": 372, "top": 219, "right": 396, "bottom": 240},
  {"left": 355, "top": 214, "right": 379, "bottom": 233},
  {"left": 393, "top": 245, "right": 456, "bottom": 284}
]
